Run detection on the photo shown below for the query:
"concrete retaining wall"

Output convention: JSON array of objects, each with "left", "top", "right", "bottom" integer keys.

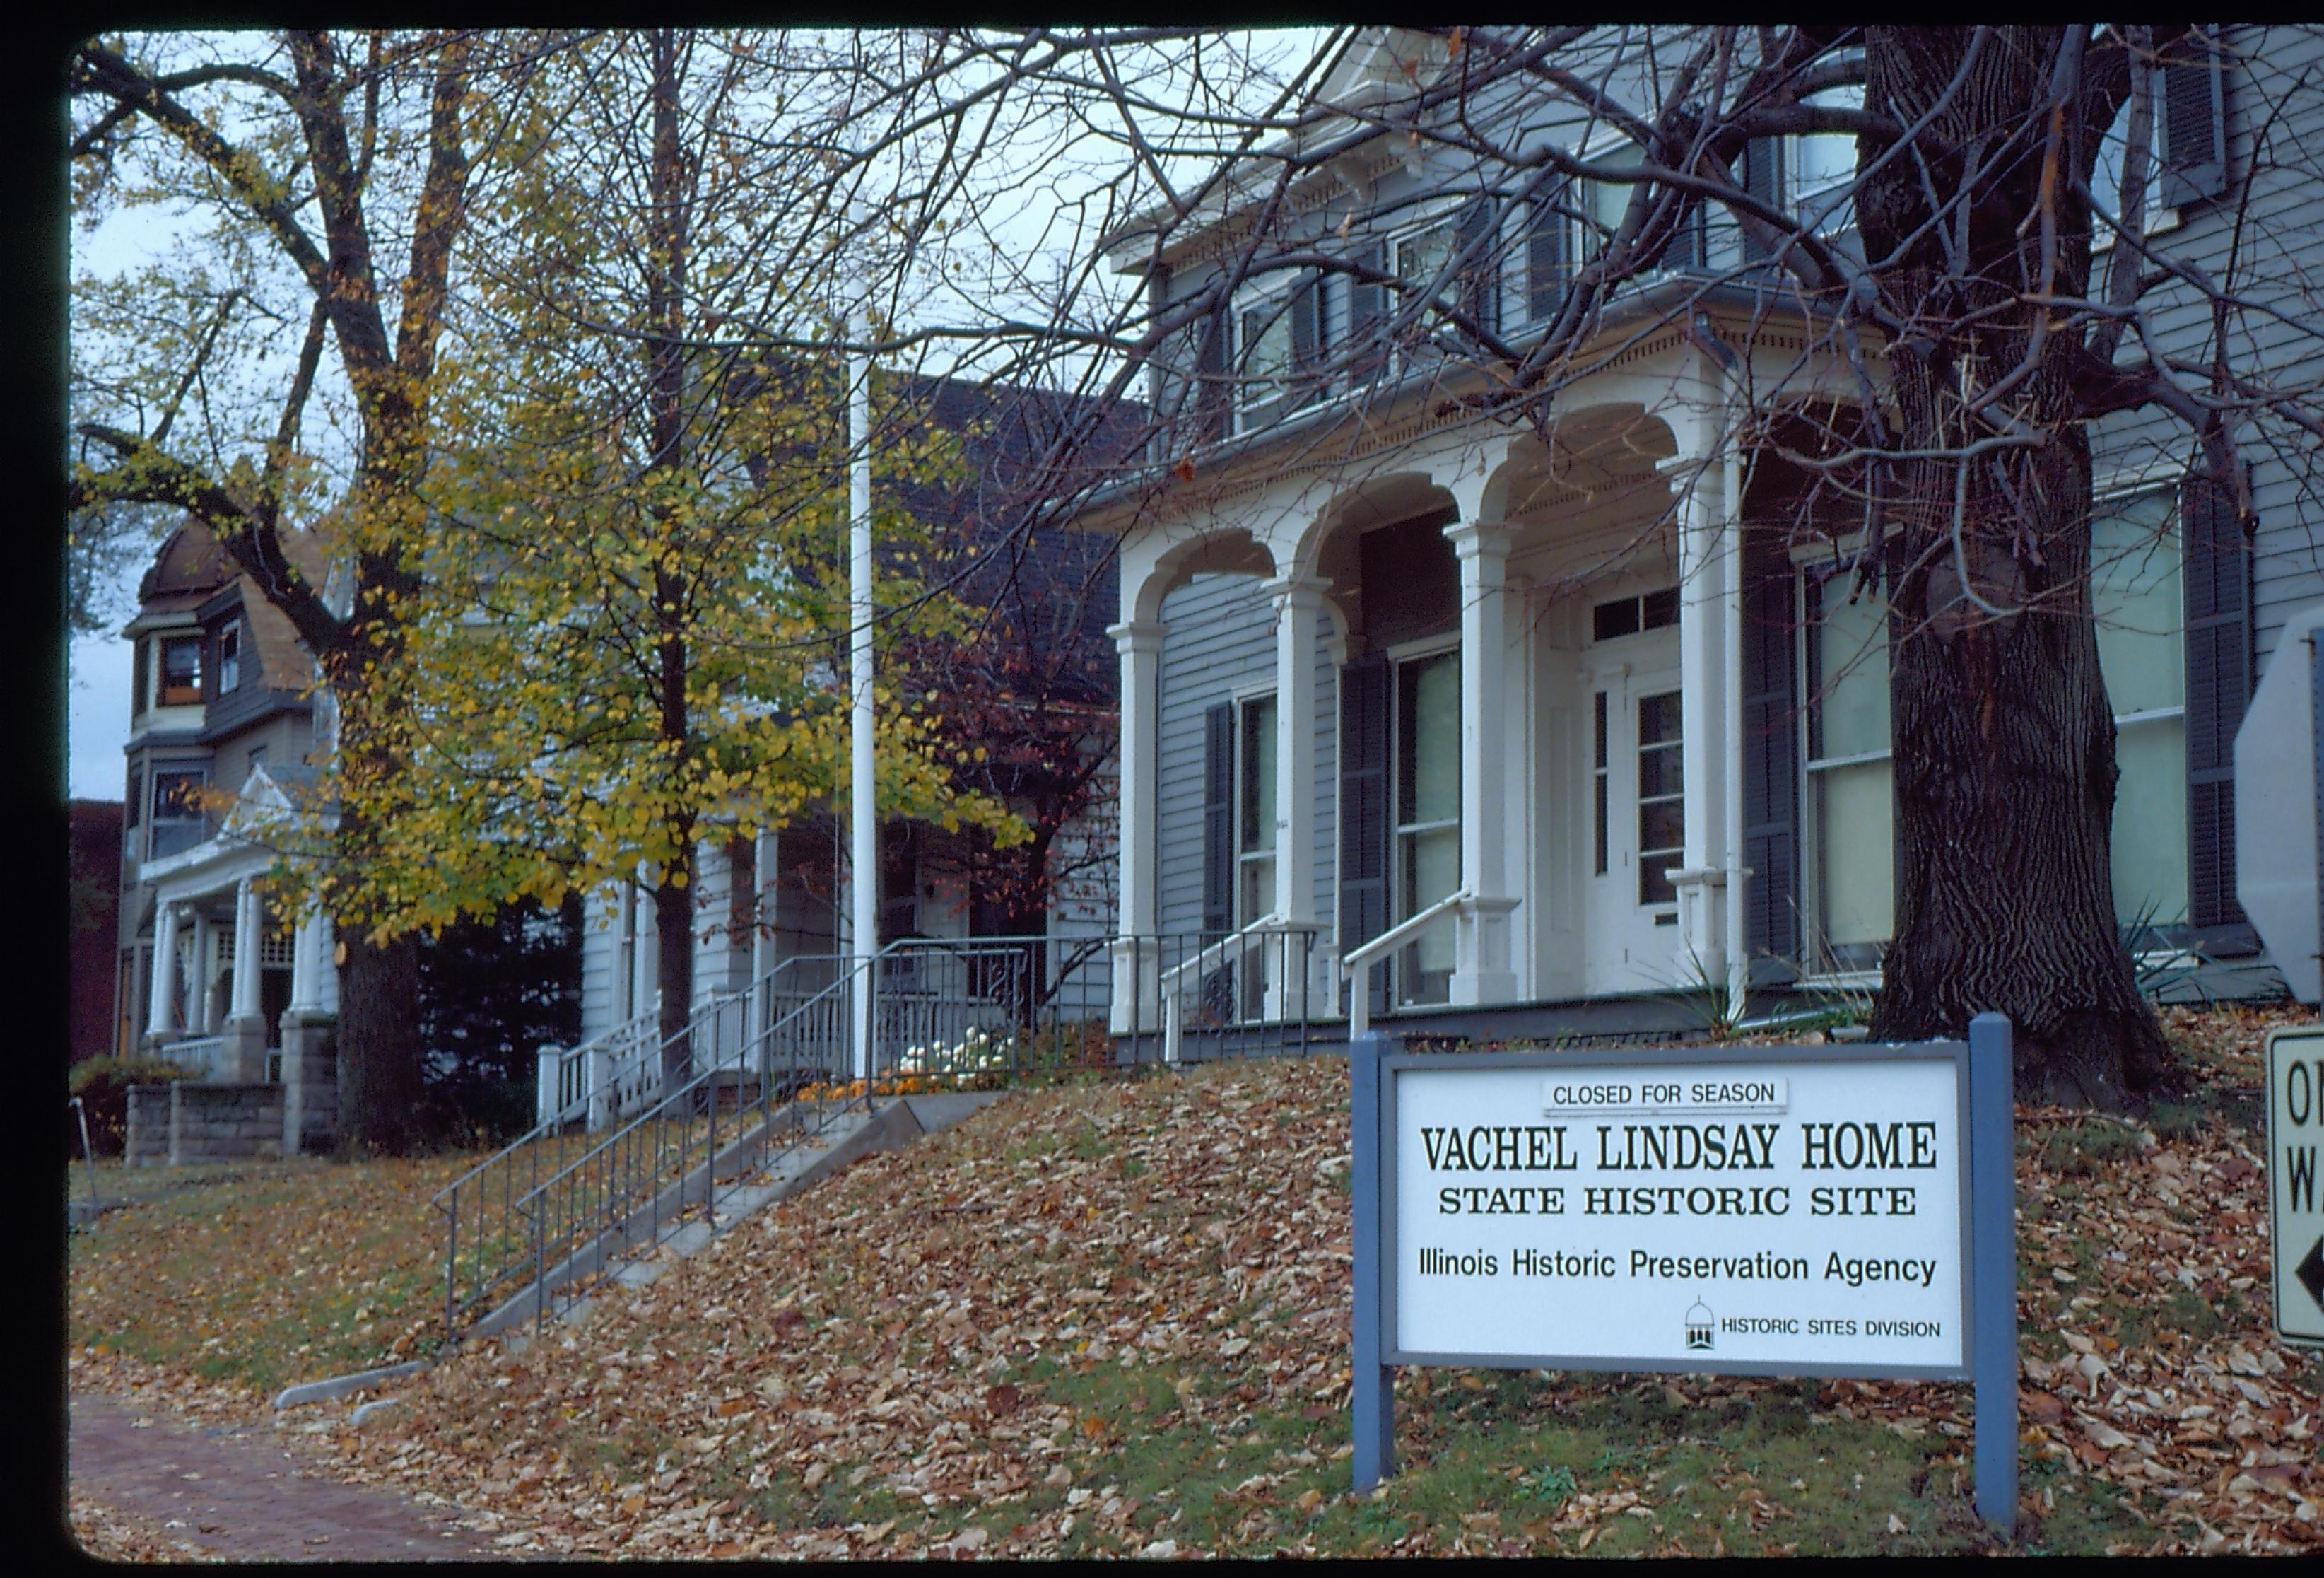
[
  {"left": 124, "top": 1085, "right": 172, "bottom": 1169},
  {"left": 168, "top": 1082, "right": 286, "bottom": 1164}
]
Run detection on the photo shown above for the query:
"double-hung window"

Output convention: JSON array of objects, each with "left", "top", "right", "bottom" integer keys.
[
  {"left": 148, "top": 767, "right": 209, "bottom": 862},
  {"left": 1236, "top": 693, "right": 1279, "bottom": 930},
  {"left": 1393, "top": 648, "right": 1461, "bottom": 1004},
  {"left": 1233, "top": 276, "right": 1325, "bottom": 435},
  {"left": 1390, "top": 216, "right": 1457, "bottom": 375},
  {"left": 216, "top": 619, "right": 242, "bottom": 694},
  {"left": 2091, "top": 488, "right": 2189, "bottom": 938},
  {"left": 158, "top": 635, "right": 202, "bottom": 706},
  {"left": 1792, "top": 78, "right": 1863, "bottom": 237},
  {"left": 1802, "top": 568, "right": 1894, "bottom": 973},
  {"left": 1795, "top": 488, "right": 2197, "bottom": 971}
]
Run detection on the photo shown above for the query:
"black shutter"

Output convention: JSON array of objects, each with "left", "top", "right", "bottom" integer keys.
[
  {"left": 1527, "top": 183, "right": 1570, "bottom": 322},
  {"left": 132, "top": 638, "right": 149, "bottom": 715},
  {"left": 1455, "top": 196, "right": 1498, "bottom": 335},
  {"left": 1666, "top": 198, "right": 1707, "bottom": 271},
  {"left": 2161, "top": 26, "right": 2228, "bottom": 209},
  {"left": 1739, "top": 542, "right": 1800, "bottom": 967},
  {"left": 1339, "top": 656, "right": 1392, "bottom": 1017},
  {"left": 1202, "top": 702, "right": 1233, "bottom": 937},
  {"left": 1193, "top": 293, "right": 1230, "bottom": 445},
  {"left": 1346, "top": 239, "right": 1387, "bottom": 383},
  {"left": 2183, "top": 471, "right": 2250, "bottom": 939},
  {"left": 1741, "top": 138, "right": 1785, "bottom": 263}
]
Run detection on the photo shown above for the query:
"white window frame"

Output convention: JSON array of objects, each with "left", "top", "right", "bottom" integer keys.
[
  {"left": 1387, "top": 635, "right": 1461, "bottom": 1005},
  {"left": 1790, "top": 537, "right": 1893, "bottom": 983},
  {"left": 1232, "top": 687, "right": 1279, "bottom": 930},
  {"left": 2090, "top": 58, "right": 2183, "bottom": 252},
  {"left": 1386, "top": 199, "right": 1467, "bottom": 377},
  {"left": 2089, "top": 480, "right": 2190, "bottom": 945},
  {"left": 1231, "top": 278, "right": 1298, "bottom": 434},
  {"left": 217, "top": 618, "right": 242, "bottom": 694}
]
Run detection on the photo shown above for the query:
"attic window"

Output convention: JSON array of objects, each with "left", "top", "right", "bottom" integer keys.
[
  {"left": 158, "top": 636, "right": 202, "bottom": 706},
  {"left": 218, "top": 620, "right": 242, "bottom": 694}
]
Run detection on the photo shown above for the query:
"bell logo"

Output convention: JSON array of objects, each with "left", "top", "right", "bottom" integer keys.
[{"left": 1684, "top": 1302, "right": 1715, "bottom": 1352}]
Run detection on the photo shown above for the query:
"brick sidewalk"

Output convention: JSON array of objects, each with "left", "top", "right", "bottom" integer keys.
[{"left": 69, "top": 1391, "right": 507, "bottom": 1562}]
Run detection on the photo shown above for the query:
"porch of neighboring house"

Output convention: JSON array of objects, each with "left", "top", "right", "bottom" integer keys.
[{"left": 131, "top": 832, "right": 340, "bottom": 1162}]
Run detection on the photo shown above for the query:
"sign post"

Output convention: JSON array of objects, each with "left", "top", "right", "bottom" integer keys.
[
  {"left": 1350, "top": 1019, "right": 2021, "bottom": 1535},
  {"left": 2267, "top": 1024, "right": 2324, "bottom": 1350},
  {"left": 1968, "top": 1012, "right": 2017, "bottom": 1536}
]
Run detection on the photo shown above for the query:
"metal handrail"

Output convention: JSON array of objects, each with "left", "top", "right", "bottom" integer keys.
[
  {"left": 498, "top": 959, "right": 878, "bottom": 1333},
  {"left": 1343, "top": 889, "right": 1472, "bottom": 1039},
  {"left": 433, "top": 950, "right": 844, "bottom": 1336},
  {"left": 1159, "top": 915, "right": 1325, "bottom": 1064}
]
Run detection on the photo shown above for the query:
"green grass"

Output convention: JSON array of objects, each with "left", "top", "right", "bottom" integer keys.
[{"left": 69, "top": 1151, "right": 488, "bottom": 1395}]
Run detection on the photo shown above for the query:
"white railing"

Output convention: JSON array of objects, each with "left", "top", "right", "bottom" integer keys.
[
  {"left": 1342, "top": 889, "right": 1472, "bottom": 1039},
  {"left": 161, "top": 1035, "right": 227, "bottom": 1081},
  {"left": 534, "top": 1000, "right": 660, "bottom": 1133},
  {"left": 1158, "top": 915, "right": 1325, "bottom": 1064}
]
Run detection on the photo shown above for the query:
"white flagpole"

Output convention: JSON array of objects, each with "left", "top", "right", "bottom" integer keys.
[{"left": 847, "top": 235, "right": 877, "bottom": 1088}]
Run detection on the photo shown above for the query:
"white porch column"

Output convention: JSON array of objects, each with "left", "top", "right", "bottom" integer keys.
[
  {"left": 1108, "top": 619, "right": 1167, "bottom": 1034},
  {"left": 229, "top": 877, "right": 262, "bottom": 1022},
  {"left": 146, "top": 901, "right": 182, "bottom": 1041},
  {"left": 1264, "top": 576, "right": 1328, "bottom": 1015},
  {"left": 749, "top": 827, "right": 780, "bottom": 1034},
  {"left": 189, "top": 914, "right": 216, "bottom": 1034},
  {"left": 288, "top": 903, "right": 329, "bottom": 1013},
  {"left": 1445, "top": 518, "right": 1522, "bottom": 1005},
  {"left": 632, "top": 884, "right": 659, "bottom": 1018},
  {"left": 1664, "top": 415, "right": 1740, "bottom": 998}
]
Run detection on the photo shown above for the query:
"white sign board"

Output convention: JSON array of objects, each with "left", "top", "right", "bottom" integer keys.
[
  {"left": 1389, "top": 1051, "right": 1969, "bottom": 1375},
  {"left": 2268, "top": 1024, "right": 2324, "bottom": 1348}
]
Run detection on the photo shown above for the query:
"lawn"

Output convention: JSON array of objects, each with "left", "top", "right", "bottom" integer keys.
[
  {"left": 68, "top": 1003, "right": 2323, "bottom": 1555},
  {"left": 69, "top": 1150, "right": 489, "bottom": 1397}
]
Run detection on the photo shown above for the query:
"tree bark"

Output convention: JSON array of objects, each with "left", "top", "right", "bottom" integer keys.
[
  {"left": 335, "top": 930, "right": 427, "bottom": 1156},
  {"left": 1857, "top": 27, "right": 2171, "bottom": 1109},
  {"left": 647, "top": 26, "right": 697, "bottom": 1093}
]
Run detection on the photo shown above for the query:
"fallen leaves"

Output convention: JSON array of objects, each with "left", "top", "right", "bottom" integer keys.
[{"left": 68, "top": 1002, "right": 2324, "bottom": 1557}]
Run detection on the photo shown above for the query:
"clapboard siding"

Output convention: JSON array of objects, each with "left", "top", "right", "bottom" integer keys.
[
  {"left": 577, "top": 887, "right": 621, "bottom": 1042},
  {"left": 2087, "top": 23, "right": 2324, "bottom": 686},
  {"left": 1154, "top": 572, "right": 1339, "bottom": 940}
]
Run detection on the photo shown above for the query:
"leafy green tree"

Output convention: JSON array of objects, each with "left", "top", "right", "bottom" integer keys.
[
  {"left": 67, "top": 30, "right": 551, "bottom": 1153},
  {"left": 299, "top": 31, "right": 1019, "bottom": 1082}
]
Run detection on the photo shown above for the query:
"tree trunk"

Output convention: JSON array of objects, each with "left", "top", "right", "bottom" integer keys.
[
  {"left": 657, "top": 865, "right": 696, "bottom": 1092},
  {"left": 645, "top": 26, "right": 696, "bottom": 1096},
  {"left": 1858, "top": 28, "right": 2172, "bottom": 1109},
  {"left": 335, "top": 931, "right": 428, "bottom": 1155}
]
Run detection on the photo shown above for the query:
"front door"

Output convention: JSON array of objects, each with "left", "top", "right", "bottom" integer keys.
[{"left": 1583, "top": 640, "right": 1684, "bottom": 995}]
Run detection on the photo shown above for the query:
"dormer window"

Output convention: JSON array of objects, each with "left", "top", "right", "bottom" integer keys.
[
  {"left": 217, "top": 619, "right": 242, "bottom": 694},
  {"left": 158, "top": 636, "right": 202, "bottom": 706}
]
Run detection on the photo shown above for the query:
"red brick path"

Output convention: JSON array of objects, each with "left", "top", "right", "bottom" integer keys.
[{"left": 69, "top": 1391, "right": 504, "bottom": 1562}]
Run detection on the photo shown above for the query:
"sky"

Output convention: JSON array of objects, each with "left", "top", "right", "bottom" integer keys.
[{"left": 64, "top": 27, "right": 1335, "bottom": 802}]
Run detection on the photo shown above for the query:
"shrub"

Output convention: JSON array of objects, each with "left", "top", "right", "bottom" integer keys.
[{"left": 68, "top": 1056, "right": 195, "bottom": 1157}]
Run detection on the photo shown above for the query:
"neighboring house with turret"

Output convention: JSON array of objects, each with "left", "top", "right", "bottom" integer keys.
[{"left": 112, "top": 519, "right": 345, "bottom": 1152}]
